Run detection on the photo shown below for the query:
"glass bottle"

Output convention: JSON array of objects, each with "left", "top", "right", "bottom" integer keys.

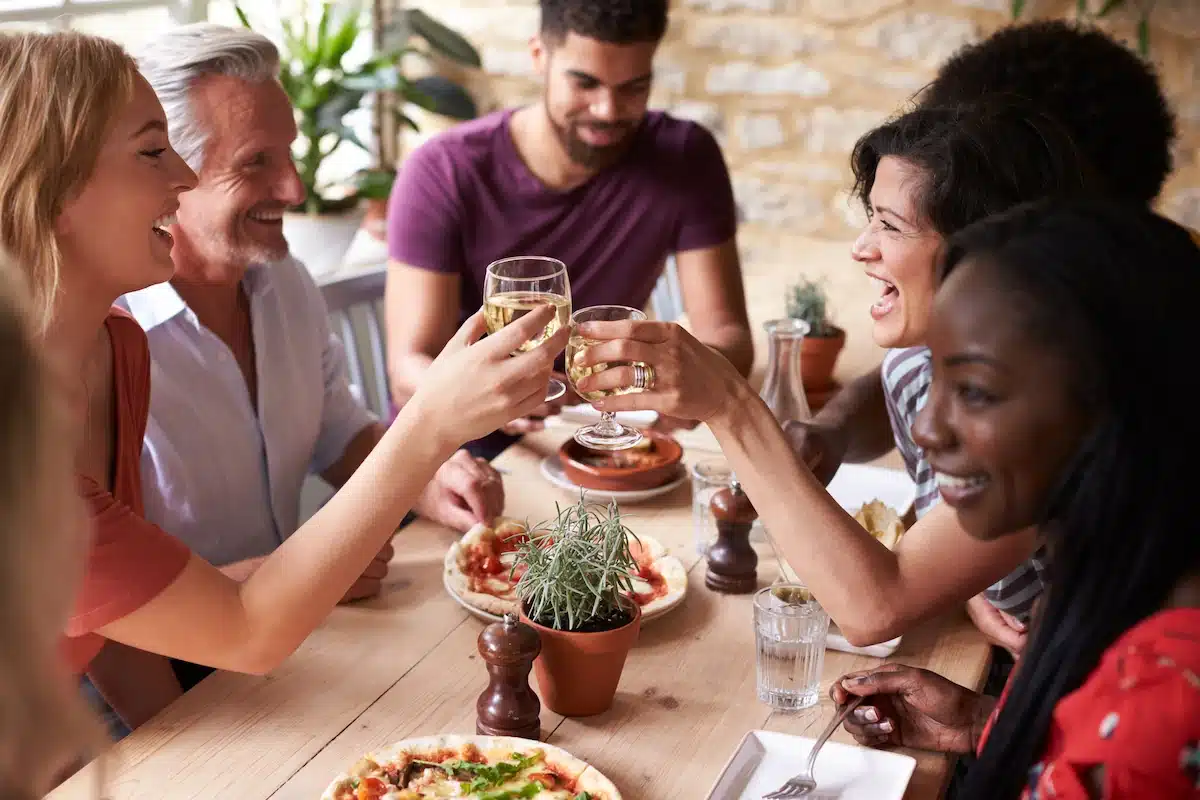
[{"left": 759, "top": 318, "right": 812, "bottom": 424}]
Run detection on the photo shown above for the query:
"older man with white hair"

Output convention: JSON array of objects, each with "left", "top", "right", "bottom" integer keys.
[{"left": 98, "top": 23, "right": 505, "bottom": 716}]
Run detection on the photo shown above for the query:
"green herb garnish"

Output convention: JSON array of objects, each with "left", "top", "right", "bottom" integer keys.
[
  {"left": 511, "top": 495, "right": 640, "bottom": 631},
  {"left": 412, "top": 751, "right": 542, "bottom": 792}
]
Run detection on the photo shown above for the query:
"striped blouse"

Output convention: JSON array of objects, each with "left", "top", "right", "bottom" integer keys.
[{"left": 881, "top": 346, "right": 1048, "bottom": 622}]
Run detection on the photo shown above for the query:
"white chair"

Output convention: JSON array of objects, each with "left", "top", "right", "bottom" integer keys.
[{"left": 319, "top": 267, "right": 391, "bottom": 418}]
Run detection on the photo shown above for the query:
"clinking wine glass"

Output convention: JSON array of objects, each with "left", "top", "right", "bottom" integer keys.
[
  {"left": 483, "top": 256, "right": 572, "bottom": 403},
  {"left": 565, "top": 305, "right": 647, "bottom": 451}
]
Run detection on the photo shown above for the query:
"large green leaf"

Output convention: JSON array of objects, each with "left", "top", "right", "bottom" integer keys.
[
  {"left": 342, "top": 67, "right": 403, "bottom": 92},
  {"left": 315, "top": 87, "right": 365, "bottom": 130},
  {"left": 407, "top": 75, "right": 477, "bottom": 120},
  {"left": 1010, "top": 0, "right": 1025, "bottom": 16},
  {"left": 406, "top": 8, "right": 482, "bottom": 68},
  {"left": 327, "top": 5, "right": 364, "bottom": 67},
  {"left": 233, "top": 3, "right": 252, "bottom": 28}
]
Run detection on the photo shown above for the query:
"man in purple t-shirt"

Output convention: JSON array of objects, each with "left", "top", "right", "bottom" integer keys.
[{"left": 384, "top": 0, "right": 752, "bottom": 443}]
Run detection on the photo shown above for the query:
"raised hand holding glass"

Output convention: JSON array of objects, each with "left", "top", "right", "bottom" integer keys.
[{"left": 483, "top": 256, "right": 572, "bottom": 402}]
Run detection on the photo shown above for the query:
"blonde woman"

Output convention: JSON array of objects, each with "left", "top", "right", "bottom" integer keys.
[
  {"left": 0, "top": 31, "right": 564, "bottom": 707},
  {"left": 0, "top": 254, "right": 103, "bottom": 797}
]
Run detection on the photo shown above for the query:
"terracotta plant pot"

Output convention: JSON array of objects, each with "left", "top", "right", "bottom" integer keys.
[
  {"left": 519, "top": 597, "right": 641, "bottom": 717},
  {"left": 801, "top": 326, "right": 845, "bottom": 394}
]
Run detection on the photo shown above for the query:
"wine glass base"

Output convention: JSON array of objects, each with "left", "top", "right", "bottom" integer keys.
[
  {"left": 573, "top": 424, "right": 643, "bottom": 451},
  {"left": 544, "top": 379, "right": 566, "bottom": 403}
]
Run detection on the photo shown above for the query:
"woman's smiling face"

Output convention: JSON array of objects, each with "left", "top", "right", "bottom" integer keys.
[
  {"left": 911, "top": 256, "right": 1094, "bottom": 540},
  {"left": 851, "top": 156, "right": 945, "bottom": 349}
]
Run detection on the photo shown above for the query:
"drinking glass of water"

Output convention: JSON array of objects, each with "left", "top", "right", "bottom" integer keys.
[{"left": 753, "top": 583, "right": 830, "bottom": 711}]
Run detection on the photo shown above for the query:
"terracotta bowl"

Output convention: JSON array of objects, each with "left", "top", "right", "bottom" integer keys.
[{"left": 558, "top": 430, "right": 684, "bottom": 492}]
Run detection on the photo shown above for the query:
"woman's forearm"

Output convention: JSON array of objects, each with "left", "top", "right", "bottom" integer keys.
[
  {"left": 235, "top": 400, "right": 457, "bottom": 669},
  {"left": 709, "top": 384, "right": 906, "bottom": 641},
  {"left": 708, "top": 382, "right": 1036, "bottom": 645},
  {"left": 100, "top": 400, "right": 459, "bottom": 674}
]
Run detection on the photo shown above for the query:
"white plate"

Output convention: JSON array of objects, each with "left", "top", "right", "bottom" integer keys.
[
  {"left": 444, "top": 533, "right": 687, "bottom": 625},
  {"left": 826, "top": 463, "right": 916, "bottom": 519},
  {"left": 539, "top": 454, "right": 688, "bottom": 504},
  {"left": 706, "top": 730, "right": 916, "bottom": 800}
]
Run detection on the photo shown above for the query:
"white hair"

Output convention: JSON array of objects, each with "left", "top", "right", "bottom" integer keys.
[{"left": 134, "top": 23, "right": 280, "bottom": 170}]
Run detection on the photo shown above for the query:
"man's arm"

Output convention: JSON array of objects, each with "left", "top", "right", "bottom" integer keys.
[
  {"left": 811, "top": 367, "right": 896, "bottom": 463},
  {"left": 674, "top": 238, "right": 755, "bottom": 377},
  {"left": 384, "top": 264, "right": 462, "bottom": 407}
]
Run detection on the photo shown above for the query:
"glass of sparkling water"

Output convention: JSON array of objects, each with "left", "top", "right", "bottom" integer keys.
[{"left": 754, "top": 583, "right": 830, "bottom": 711}]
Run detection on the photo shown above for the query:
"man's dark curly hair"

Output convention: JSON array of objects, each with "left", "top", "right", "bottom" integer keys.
[
  {"left": 539, "top": 0, "right": 668, "bottom": 45},
  {"left": 917, "top": 20, "right": 1176, "bottom": 206}
]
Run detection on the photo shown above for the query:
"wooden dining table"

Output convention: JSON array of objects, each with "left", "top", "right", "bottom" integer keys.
[{"left": 50, "top": 418, "right": 992, "bottom": 800}]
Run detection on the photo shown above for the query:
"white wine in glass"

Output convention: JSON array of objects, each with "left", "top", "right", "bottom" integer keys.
[
  {"left": 566, "top": 305, "right": 647, "bottom": 450},
  {"left": 483, "top": 256, "right": 572, "bottom": 402}
]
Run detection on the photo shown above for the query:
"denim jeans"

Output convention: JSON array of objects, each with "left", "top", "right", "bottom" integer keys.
[{"left": 79, "top": 675, "right": 131, "bottom": 741}]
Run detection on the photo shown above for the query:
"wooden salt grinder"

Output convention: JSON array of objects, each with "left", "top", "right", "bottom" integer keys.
[
  {"left": 705, "top": 480, "right": 759, "bottom": 593},
  {"left": 476, "top": 611, "right": 542, "bottom": 740}
]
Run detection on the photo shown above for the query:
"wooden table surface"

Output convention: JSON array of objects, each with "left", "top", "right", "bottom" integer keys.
[{"left": 51, "top": 424, "right": 991, "bottom": 800}]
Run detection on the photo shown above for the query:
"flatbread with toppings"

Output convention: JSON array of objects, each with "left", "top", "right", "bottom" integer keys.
[
  {"left": 321, "top": 734, "right": 620, "bottom": 800},
  {"left": 444, "top": 519, "right": 687, "bottom": 620}
]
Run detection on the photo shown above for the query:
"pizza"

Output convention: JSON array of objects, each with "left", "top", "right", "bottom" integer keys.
[
  {"left": 852, "top": 499, "right": 906, "bottom": 550},
  {"left": 321, "top": 734, "right": 620, "bottom": 800},
  {"left": 443, "top": 517, "right": 687, "bottom": 620}
]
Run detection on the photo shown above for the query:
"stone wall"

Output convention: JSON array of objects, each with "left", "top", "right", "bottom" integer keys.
[{"left": 402, "top": 0, "right": 1200, "bottom": 268}]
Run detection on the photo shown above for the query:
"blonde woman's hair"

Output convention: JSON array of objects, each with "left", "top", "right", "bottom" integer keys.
[
  {"left": 0, "top": 31, "right": 139, "bottom": 333},
  {"left": 0, "top": 253, "right": 103, "bottom": 798}
]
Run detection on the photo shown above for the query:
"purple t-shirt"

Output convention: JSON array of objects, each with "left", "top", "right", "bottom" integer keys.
[{"left": 386, "top": 108, "right": 737, "bottom": 319}]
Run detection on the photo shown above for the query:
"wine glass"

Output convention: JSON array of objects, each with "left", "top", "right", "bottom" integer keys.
[
  {"left": 565, "top": 305, "right": 648, "bottom": 450},
  {"left": 483, "top": 256, "right": 572, "bottom": 403}
]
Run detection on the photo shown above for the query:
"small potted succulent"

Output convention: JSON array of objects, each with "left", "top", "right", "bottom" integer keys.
[
  {"left": 513, "top": 497, "right": 642, "bottom": 717},
  {"left": 786, "top": 278, "right": 846, "bottom": 411}
]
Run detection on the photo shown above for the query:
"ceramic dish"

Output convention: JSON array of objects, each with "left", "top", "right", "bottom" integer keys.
[
  {"left": 558, "top": 430, "right": 684, "bottom": 492},
  {"left": 540, "top": 454, "right": 688, "bottom": 504}
]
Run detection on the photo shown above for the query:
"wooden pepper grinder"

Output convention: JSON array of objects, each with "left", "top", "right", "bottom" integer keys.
[
  {"left": 705, "top": 478, "right": 759, "bottom": 593},
  {"left": 476, "top": 611, "right": 542, "bottom": 740}
]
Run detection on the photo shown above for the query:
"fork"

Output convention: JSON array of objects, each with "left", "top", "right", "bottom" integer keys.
[{"left": 762, "top": 696, "right": 865, "bottom": 799}]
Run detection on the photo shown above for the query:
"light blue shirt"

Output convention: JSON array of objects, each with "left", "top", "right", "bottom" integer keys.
[{"left": 120, "top": 256, "right": 376, "bottom": 566}]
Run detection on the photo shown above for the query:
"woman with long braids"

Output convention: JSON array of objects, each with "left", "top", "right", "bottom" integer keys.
[{"left": 829, "top": 199, "right": 1200, "bottom": 798}]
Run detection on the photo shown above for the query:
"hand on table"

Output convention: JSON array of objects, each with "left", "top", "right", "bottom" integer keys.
[
  {"left": 499, "top": 372, "right": 580, "bottom": 435},
  {"left": 782, "top": 419, "right": 848, "bottom": 487},
  {"left": 966, "top": 593, "right": 1028, "bottom": 658},
  {"left": 415, "top": 449, "right": 505, "bottom": 532},
  {"left": 830, "top": 664, "right": 989, "bottom": 754},
  {"left": 340, "top": 539, "right": 394, "bottom": 604},
  {"left": 571, "top": 320, "right": 744, "bottom": 423}
]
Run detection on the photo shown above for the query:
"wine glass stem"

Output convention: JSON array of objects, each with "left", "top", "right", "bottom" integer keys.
[{"left": 596, "top": 411, "right": 620, "bottom": 435}]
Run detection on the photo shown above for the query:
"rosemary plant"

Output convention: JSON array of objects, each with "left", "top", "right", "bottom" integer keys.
[{"left": 512, "top": 496, "right": 640, "bottom": 632}]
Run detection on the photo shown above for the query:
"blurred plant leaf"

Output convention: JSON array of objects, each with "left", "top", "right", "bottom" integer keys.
[
  {"left": 352, "top": 168, "right": 396, "bottom": 200},
  {"left": 1097, "top": 0, "right": 1126, "bottom": 14},
  {"left": 1010, "top": 0, "right": 1025, "bottom": 17},
  {"left": 405, "top": 8, "right": 482, "bottom": 67},
  {"left": 408, "top": 75, "right": 477, "bottom": 119}
]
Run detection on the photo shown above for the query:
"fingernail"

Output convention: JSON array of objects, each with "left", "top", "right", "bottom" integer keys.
[
  {"left": 879, "top": 720, "right": 893, "bottom": 733},
  {"left": 843, "top": 676, "right": 867, "bottom": 687},
  {"left": 863, "top": 707, "right": 879, "bottom": 723}
]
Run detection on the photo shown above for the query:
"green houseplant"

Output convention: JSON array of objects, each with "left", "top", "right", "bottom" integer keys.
[
  {"left": 785, "top": 278, "right": 845, "bottom": 411},
  {"left": 234, "top": 1, "right": 481, "bottom": 270},
  {"left": 513, "top": 497, "right": 642, "bottom": 717}
]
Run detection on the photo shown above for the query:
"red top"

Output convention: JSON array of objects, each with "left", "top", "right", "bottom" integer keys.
[
  {"left": 62, "top": 308, "right": 191, "bottom": 674},
  {"left": 979, "top": 607, "right": 1200, "bottom": 798}
]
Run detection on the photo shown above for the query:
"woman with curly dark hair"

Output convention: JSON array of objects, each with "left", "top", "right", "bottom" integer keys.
[{"left": 831, "top": 199, "right": 1200, "bottom": 799}]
